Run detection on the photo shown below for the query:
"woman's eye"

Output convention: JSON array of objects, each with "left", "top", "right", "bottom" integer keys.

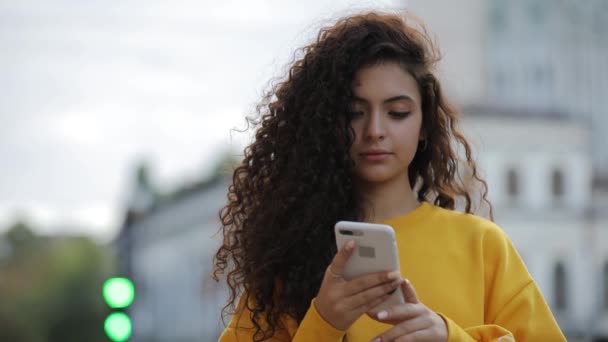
[
  {"left": 388, "top": 111, "right": 411, "bottom": 118},
  {"left": 351, "top": 110, "right": 364, "bottom": 117}
]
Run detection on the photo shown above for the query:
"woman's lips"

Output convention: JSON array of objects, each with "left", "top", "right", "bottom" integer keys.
[{"left": 360, "top": 152, "right": 392, "bottom": 161}]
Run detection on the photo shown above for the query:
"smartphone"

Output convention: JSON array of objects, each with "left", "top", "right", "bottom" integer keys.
[{"left": 334, "top": 221, "right": 405, "bottom": 315}]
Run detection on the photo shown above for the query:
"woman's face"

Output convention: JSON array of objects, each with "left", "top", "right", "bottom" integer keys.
[{"left": 349, "top": 62, "right": 423, "bottom": 187}]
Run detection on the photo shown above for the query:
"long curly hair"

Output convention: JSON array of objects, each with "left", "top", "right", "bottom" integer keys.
[{"left": 213, "top": 11, "right": 492, "bottom": 341}]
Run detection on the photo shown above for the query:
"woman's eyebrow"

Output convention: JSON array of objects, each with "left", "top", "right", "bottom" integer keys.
[{"left": 352, "top": 95, "right": 415, "bottom": 104}]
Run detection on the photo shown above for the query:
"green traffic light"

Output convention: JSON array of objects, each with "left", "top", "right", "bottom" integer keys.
[
  {"left": 104, "top": 312, "right": 132, "bottom": 341},
  {"left": 103, "top": 277, "right": 135, "bottom": 308}
]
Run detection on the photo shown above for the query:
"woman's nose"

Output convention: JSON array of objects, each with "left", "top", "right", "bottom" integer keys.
[{"left": 364, "top": 112, "right": 386, "bottom": 141}]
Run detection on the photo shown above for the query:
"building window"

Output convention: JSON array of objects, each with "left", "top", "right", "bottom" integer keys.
[
  {"left": 490, "top": 0, "right": 508, "bottom": 33},
  {"left": 533, "top": 65, "right": 544, "bottom": 87},
  {"left": 528, "top": 0, "right": 545, "bottom": 26},
  {"left": 506, "top": 168, "right": 519, "bottom": 199},
  {"left": 552, "top": 169, "right": 564, "bottom": 199},
  {"left": 554, "top": 262, "right": 567, "bottom": 310},
  {"left": 593, "top": 2, "right": 608, "bottom": 36},
  {"left": 568, "top": 2, "right": 583, "bottom": 25},
  {"left": 604, "top": 262, "right": 608, "bottom": 311},
  {"left": 546, "top": 65, "right": 554, "bottom": 85},
  {"left": 495, "top": 70, "right": 506, "bottom": 93}
]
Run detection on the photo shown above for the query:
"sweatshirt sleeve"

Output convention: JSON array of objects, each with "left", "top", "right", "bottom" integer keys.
[
  {"left": 218, "top": 295, "right": 346, "bottom": 342},
  {"left": 438, "top": 224, "right": 566, "bottom": 341}
]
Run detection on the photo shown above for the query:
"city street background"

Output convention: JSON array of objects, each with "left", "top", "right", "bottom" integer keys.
[{"left": 1, "top": 1, "right": 607, "bottom": 341}]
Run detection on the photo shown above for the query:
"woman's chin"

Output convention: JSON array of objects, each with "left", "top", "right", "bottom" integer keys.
[{"left": 356, "top": 173, "right": 399, "bottom": 185}]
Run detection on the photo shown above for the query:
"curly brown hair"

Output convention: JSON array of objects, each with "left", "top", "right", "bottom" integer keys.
[{"left": 213, "top": 11, "right": 492, "bottom": 341}]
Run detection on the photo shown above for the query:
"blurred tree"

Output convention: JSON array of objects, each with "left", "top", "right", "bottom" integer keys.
[
  {"left": 211, "top": 149, "right": 241, "bottom": 180},
  {"left": 126, "top": 161, "right": 158, "bottom": 216},
  {"left": 0, "top": 223, "right": 115, "bottom": 342},
  {"left": 4, "top": 220, "right": 37, "bottom": 254},
  {"left": 0, "top": 306, "right": 43, "bottom": 342},
  {"left": 163, "top": 148, "right": 240, "bottom": 202}
]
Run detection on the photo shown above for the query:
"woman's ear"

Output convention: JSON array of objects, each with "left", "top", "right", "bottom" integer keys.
[{"left": 419, "top": 127, "right": 427, "bottom": 142}]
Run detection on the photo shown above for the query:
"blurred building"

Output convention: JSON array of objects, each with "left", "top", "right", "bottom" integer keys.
[
  {"left": 461, "top": 106, "right": 608, "bottom": 341},
  {"left": 116, "top": 166, "right": 229, "bottom": 342},
  {"left": 412, "top": 0, "right": 608, "bottom": 175},
  {"left": 409, "top": 0, "right": 608, "bottom": 337}
]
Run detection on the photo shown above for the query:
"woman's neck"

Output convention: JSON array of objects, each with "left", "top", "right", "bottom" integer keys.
[{"left": 359, "top": 177, "right": 419, "bottom": 223}]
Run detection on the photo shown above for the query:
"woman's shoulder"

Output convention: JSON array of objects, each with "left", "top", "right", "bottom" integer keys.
[
  {"left": 388, "top": 201, "right": 508, "bottom": 242},
  {"left": 426, "top": 203, "right": 505, "bottom": 238}
]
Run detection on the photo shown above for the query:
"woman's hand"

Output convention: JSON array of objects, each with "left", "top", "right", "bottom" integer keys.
[
  {"left": 371, "top": 279, "right": 447, "bottom": 342},
  {"left": 314, "top": 240, "right": 404, "bottom": 331}
]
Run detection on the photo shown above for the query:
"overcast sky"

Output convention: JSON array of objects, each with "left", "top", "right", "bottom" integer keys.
[{"left": 0, "top": 0, "right": 413, "bottom": 241}]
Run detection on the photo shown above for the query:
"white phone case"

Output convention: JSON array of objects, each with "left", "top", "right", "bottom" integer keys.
[{"left": 334, "top": 221, "right": 405, "bottom": 315}]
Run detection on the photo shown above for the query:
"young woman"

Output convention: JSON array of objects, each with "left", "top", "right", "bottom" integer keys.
[{"left": 213, "top": 11, "right": 565, "bottom": 342}]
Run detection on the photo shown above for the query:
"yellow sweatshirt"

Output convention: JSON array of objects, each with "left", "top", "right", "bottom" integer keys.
[{"left": 219, "top": 202, "right": 566, "bottom": 341}]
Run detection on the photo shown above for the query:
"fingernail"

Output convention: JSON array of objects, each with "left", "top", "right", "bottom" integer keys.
[
  {"left": 387, "top": 270, "right": 400, "bottom": 280},
  {"left": 345, "top": 240, "right": 355, "bottom": 250},
  {"left": 372, "top": 338, "right": 381, "bottom": 342},
  {"left": 377, "top": 310, "right": 388, "bottom": 320}
]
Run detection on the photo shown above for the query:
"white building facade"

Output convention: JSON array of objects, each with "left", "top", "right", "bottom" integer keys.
[
  {"left": 118, "top": 179, "right": 229, "bottom": 341},
  {"left": 411, "top": 0, "right": 608, "bottom": 173},
  {"left": 461, "top": 108, "right": 608, "bottom": 340}
]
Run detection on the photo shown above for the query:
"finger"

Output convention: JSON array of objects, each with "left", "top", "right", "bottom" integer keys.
[
  {"left": 326, "top": 240, "right": 355, "bottom": 279},
  {"left": 372, "top": 316, "right": 429, "bottom": 342},
  {"left": 401, "top": 278, "right": 420, "bottom": 304},
  {"left": 373, "top": 303, "right": 423, "bottom": 325},
  {"left": 345, "top": 278, "right": 403, "bottom": 309},
  {"left": 343, "top": 270, "right": 401, "bottom": 296},
  {"left": 393, "top": 329, "right": 432, "bottom": 342},
  {"left": 358, "top": 293, "right": 391, "bottom": 316}
]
